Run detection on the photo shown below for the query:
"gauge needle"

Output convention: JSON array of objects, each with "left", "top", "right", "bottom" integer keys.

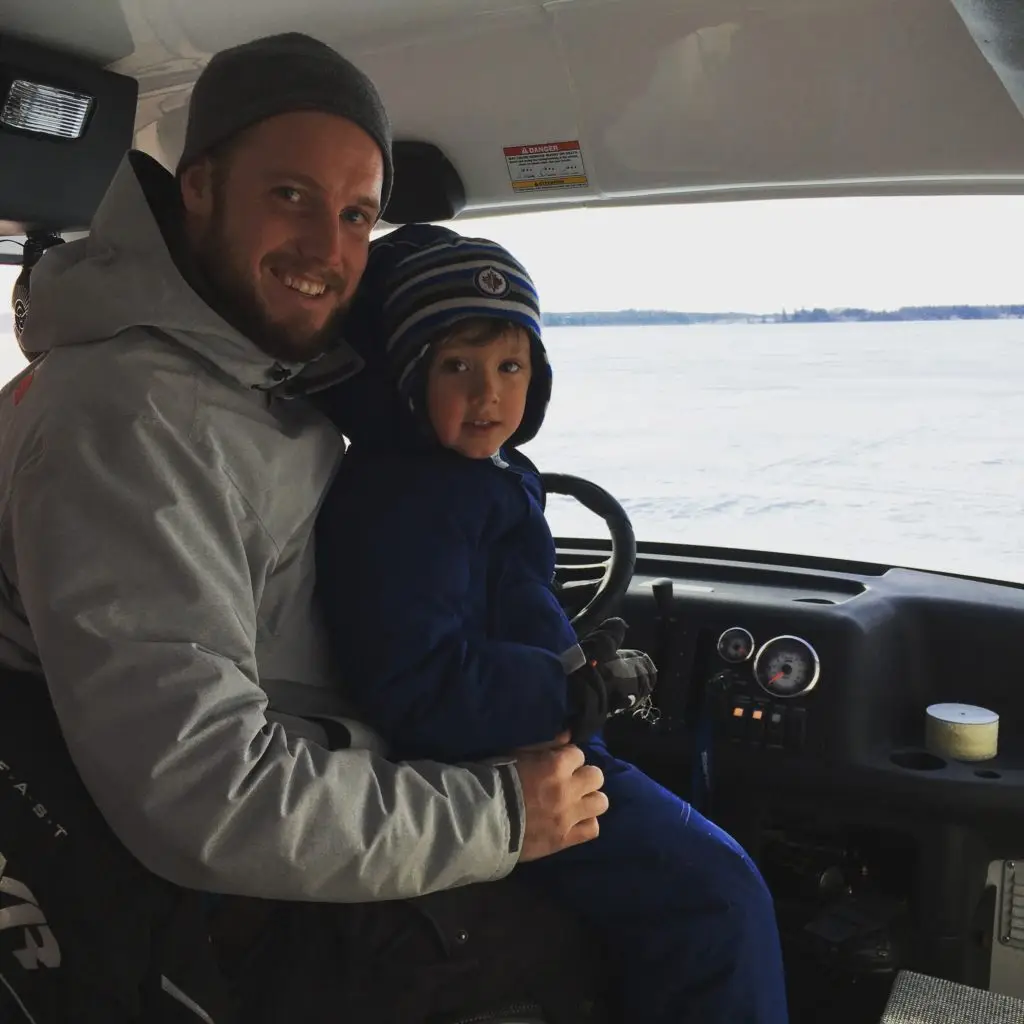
[{"left": 768, "top": 671, "right": 785, "bottom": 685}]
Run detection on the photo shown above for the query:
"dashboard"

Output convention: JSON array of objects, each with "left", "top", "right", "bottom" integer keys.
[{"left": 574, "top": 545, "right": 1024, "bottom": 835}]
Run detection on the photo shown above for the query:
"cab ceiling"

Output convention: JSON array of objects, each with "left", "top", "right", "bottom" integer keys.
[{"left": 8, "top": 0, "right": 1024, "bottom": 214}]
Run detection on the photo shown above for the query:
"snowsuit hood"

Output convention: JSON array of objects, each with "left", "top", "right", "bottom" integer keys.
[{"left": 334, "top": 223, "right": 552, "bottom": 451}]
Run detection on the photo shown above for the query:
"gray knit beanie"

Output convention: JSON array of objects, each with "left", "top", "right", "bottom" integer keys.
[{"left": 176, "top": 32, "right": 393, "bottom": 211}]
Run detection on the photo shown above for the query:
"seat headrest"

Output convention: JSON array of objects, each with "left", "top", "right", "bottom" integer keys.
[{"left": 382, "top": 141, "right": 466, "bottom": 225}]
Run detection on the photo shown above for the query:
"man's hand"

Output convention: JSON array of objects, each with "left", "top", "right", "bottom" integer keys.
[
  {"left": 514, "top": 743, "right": 608, "bottom": 862},
  {"left": 514, "top": 729, "right": 572, "bottom": 754}
]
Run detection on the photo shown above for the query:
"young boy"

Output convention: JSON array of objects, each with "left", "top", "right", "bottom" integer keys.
[{"left": 317, "top": 224, "right": 788, "bottom": 1024}]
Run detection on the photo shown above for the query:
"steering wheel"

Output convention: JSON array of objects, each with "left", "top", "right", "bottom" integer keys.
[{"left": 540, "top": 473, "right": 637, "bottom": 640}]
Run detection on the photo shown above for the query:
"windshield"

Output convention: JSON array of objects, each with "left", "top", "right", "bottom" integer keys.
[{"left": 3, "top": 193, "right": 1023, "bottom": 583}]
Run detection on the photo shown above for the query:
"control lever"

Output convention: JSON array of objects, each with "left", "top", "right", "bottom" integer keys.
[
  {"left": 650, "top": 578, "right": 688, "bottom": 723},
  {"left": 651, "top": 578, "right": 714, "bottom": 810},
  {"left": 652, "top": 577, "right": 674, "bottom": 620}
]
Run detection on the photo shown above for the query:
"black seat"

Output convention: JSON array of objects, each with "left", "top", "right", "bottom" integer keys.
[{"left": 0, "top": 674, "right": 599, "bottom": 1022}]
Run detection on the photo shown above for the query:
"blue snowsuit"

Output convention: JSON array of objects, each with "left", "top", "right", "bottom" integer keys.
[{"left": 316, "top": 226, "right": 788, "bottom": 1023}]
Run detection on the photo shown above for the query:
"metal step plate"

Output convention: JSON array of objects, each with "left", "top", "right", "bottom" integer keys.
[{"left": 880, "top": 970, "right": 1024, "bottom": 1024}]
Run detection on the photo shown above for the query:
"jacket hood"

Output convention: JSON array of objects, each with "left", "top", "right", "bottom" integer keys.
[
  {"left": 339, "top": 223, "right": 552, "bottom": 451},
  {"left": 20, "top": 151, "right": 362, "bottom": 394}
]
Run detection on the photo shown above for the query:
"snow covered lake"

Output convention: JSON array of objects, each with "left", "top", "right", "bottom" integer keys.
[{"left": 524, "top": 320, "right": 1024, "bottom": 585}]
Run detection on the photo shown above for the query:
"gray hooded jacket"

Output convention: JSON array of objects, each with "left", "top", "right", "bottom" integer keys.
[{"left": 0, "top": 152, "right": 523, "bottom": 901}]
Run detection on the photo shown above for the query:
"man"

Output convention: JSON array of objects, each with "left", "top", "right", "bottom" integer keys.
[{"left": 0, "top": 32, "right": 607, "bottom": 1021}]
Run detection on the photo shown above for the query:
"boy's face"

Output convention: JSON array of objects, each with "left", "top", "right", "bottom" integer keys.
[{"left": 425, "top": 322, "right": 533, "bottom": 458}]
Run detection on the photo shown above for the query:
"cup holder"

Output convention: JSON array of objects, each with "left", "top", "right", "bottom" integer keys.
[
  {"left": 974, "top": 769, "right": 1001, "bottom": 780},
  {"left": 890, "top": 750, "right": 947, "bottom": 772}
]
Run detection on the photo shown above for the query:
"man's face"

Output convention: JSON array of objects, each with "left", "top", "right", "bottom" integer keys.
[{"left": 180, "top": 111, "right": 384, "bottom": 363}]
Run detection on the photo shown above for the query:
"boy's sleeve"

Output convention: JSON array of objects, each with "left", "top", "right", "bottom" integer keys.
[{"left": 318, "top": 457, "right": 571, "bottom": 762}]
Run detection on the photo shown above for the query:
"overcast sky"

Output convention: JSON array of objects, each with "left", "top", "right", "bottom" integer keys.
[
  {"left": 2, "top": 191, "right": 1023, "bottom": 380},
  {"left": 460, "top": 193, "right": 1024, "bottom": 313}
]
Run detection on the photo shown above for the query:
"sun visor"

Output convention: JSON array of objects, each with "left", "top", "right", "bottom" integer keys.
[
  {"left": 382, "top": 141, "right": 466, "bottom": 224},
  {"left": 0, "top": 35, "right": 137, "bottom": 232}
]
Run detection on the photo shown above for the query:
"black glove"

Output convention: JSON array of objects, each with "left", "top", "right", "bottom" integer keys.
[{"left": 561, "top": 618, "right": 657, "bottom": 743}]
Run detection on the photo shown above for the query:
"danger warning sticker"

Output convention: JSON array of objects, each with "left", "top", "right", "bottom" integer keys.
[{"left": 503, "top": 140, "right": 588, "bottom": 193}]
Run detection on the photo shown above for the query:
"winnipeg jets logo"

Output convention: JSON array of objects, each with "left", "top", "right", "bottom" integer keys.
[{"left": 475, "top": 266, "right": 510, "bottom": 297}]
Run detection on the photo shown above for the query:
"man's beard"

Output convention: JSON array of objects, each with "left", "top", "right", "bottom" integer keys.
[{"left": 190, "top": 206, "right": 349, "bottom": 365}]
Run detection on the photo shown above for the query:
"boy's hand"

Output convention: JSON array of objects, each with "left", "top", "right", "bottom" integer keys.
[
  {"left": 564, "top": 618, "right": 657, "bottom": 741},
  {"left": 599, "top": 647, "right": 657, "bottom": 714},
  {"left": 579, "top": 616, "right": 629, "bottom": 664}
]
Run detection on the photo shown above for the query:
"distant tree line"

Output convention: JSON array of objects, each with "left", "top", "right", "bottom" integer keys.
[
  {"left": 541, "top": 305, "right": 1024, "bottom": 327},
  {"left": 780, "top": 305, "right": 1024, "bottom": 323}
]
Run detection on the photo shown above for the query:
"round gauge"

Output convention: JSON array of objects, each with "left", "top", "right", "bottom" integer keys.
[
  {"left": 753, "top": 635, "right": 820, "bottom": 698},
  {"left": 717, "top": 626, "right": 755, "bottom": 664}
]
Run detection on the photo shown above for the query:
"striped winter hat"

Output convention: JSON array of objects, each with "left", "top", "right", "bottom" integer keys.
[{"left": 355, "top": 223, "right": 553, "bottom": 447}]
